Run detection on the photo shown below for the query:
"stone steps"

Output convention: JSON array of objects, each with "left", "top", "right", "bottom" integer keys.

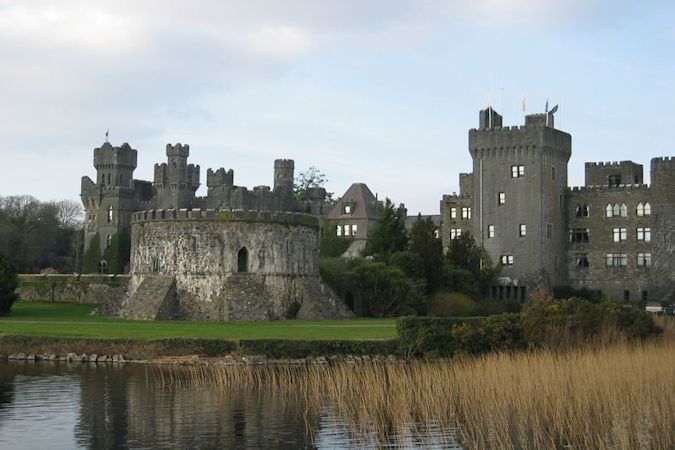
[{"left": 123, "top": 275, "right": 176, "bottom": 320}]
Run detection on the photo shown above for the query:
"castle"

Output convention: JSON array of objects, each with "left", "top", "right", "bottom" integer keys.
[
  {"left": 441, "top": 108, "right": 675, "bottom": 303},
  {"left": 81, "top": 143, "right": 349, "bottom": 321}
]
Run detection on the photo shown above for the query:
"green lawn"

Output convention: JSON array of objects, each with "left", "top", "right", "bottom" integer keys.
[{"left": 0, "top": 302, "right": 397, "bottom": 341}]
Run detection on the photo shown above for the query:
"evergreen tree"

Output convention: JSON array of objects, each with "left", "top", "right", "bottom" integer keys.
[
  {"left": 82, "top": 233, "right": 101, "bottom": 273},
  {"left": 103, "top": 228, "right": 131, "bottom": 274},
  {"left": 407, "top": 215, "right": 443, "bottom": 293},
  {"left": 0, "top": 251, "right": 18, "bottom": 315},
  {"left": 363, "top": 198, "right": 407, "bottom": 260}
]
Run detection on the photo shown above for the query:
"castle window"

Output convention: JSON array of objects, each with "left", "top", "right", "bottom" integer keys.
[
  {"left": 500, "top": 255, "right": 514, "bottom": 265},
  {"left": 519, "top": 224, "right": 527, "bottom": 237},
  {"left": 606, "top": 203, "right": 627, "bottom": 218},
  {"left": 637, "top": 227, "right": 651, "bottom": 242},
  {"left": 612, "top": 227, "right": 627, "bottom": 242},
  {"left": 576, "top": 204, "right": 590, "bottom": 218},
  {"left": 605, "top": 253, "right": 627, "bottom": 267},
  {"left": 511, "top": 165, "right": 525, "bottom": 178},
  {"left": 461, "top": 207, "right": 471, "bottom": 219},
  {"left": 450, "top": 228, "right": 462, "bottom": 239},
  {"left": 636, "top": 252, "right": 652, "bottom": 267},
  {"left": 637, "top": 202, "right": 651, "bottom": 216},
  {"left": 352, "top": 224, "right": 358, "bottom": 236},
  {"left": 434, "top": 229, "right": 439, "bottom": 239},
  {"left": 107, "top": 173, "right": 111, "bottom": 185},
  {"left": 608, "top": 174, "right": 621, "bottom": 187},
  {"left": 546, "top": 224, "right": 553, "bottom": 239},
  {"left": 569, "top": 228, "right": 589, "bottom": 243},
  {"left": 98, "top": 260, "right": 108, "bottom": 274},
  {"left": 624, "top": 290, "right": 630, "bottom": 301},
  {"left": 344, "top": 225, "right": 351, "bottom": 236},
  {"left": 620, "top": 203, "right": 627, "bottom": 216},
  {"left": 498, "top": 192, "right": 505, "bottom": 205},
  {"left": 106, "top": 234, "right": 112, "bottom": 248},
  {"left": 107, "top": 206, "right": 113, "bottom": 222},
  {"left": 101, "top": 174, "right": 105, "bottom": 185},
  {"left": 450, "top": 207, "right": 457, "bottom": 219},
  {"left": 237, "top": 247, "right": 249, "bottom": 273},
  {"left": 575, "top": 253, "right": 589, "bottom": 268},
  {"left": 488, "top": 225, "right": 495, "bottom": 238},
  {"left": 336, "top": 225, "right": 342, "bottom": 236}
]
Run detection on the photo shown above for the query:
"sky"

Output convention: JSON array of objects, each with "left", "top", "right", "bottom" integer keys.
[{"left": 0, "top": 0, "right": 674, "bottom": 214}]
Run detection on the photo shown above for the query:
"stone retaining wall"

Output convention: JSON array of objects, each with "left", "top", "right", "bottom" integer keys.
[{"left": 17, "top": 274, "right": 130, "bottom": 306}]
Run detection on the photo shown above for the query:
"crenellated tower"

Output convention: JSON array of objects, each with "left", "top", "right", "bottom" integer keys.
[
  {"left": 469, "top": 107, "right": 571, "bottom": 289},
  {"left": 80, "top": 142, "right": 138, "bottom": 253},
  {"left": 153, "top": 143, "right": 200, "bottom": 209}
]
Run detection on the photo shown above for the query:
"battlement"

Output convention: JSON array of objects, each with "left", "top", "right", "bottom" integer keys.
[
  {"left": 253, "top": 185, "right": 271, "bottom": 192},
  {"left": 442, "top": 193, "right": 471, "bottom": 201},
  {"left": 93, "top": 142, "right": 137, "bottom": 168},
  {"left": 166, "top": 143, "right": 190, "bottom": 157},
  {"left": 131, "top": 208, "right": 319, "bottom": 228},
  {"left": 207, "top": 168, "right": 234, "bottom": 188},
  {"left": 274, "top": 159, "right": 295, "bottom": 169},
  {"left": 585, "top": 160, "right": 636, "bottom": 168},
  {"left": 567, "top": 184, "right": 651, "bottom": 193},
  {"left": 651, "top": 156, "right": 675, "bottom": 168}
]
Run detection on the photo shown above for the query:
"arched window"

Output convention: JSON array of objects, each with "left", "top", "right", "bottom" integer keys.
[
  {"left": 237, "top": 247, "right": 249, "bottom": 273},
  {"left": 106, "top": 234, "right": 112, "bottom": 248},
  {"left": 107, "top": 206, "right": 113, "bottom": 222},
  {"left": 107, "top": 173, "right": 111, "bottom": 185},
  {"left": 606, "top": 204, "right": 613, "bottom": 217},
  {"left": 612, "top": 203, "right": 620, "bottom": 217},
  {"left": 620, "top": 203, "right": 627, "bottom": 217},
  {"left": 575, "top": 204, "right": 582, "bottom": 217},
  {"left": 644, "top": 202, "right": 651, "bottom": 216},
  {"left": 582, "top": 204, "right": 589, "bottom": 217},
  {"left": 99, "top": 260, "right": 108, "bottom": 274},
  {"left": 637, "top": 202, "right": 644, "bottom": 216}
]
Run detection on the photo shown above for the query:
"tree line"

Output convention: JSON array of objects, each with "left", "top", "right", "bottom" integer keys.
[{"left": 0, "top": 195, "right": 82, "bottom": 273}]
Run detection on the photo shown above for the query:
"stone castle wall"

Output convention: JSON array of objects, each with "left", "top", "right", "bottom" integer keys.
[
  {"left": 126, "top": 209, "right": 350, "bottom": 320},
  {"left": 17, "top": 274, "right": 129, "bottom": 308}
]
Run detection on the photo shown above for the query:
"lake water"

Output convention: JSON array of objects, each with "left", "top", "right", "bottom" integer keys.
[{"left": 0, "top": 361, "right": 462, "bottom": 449}]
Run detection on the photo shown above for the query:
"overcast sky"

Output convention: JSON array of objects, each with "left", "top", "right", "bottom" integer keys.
[{"left": 1, "top": 1, "right": 673, "bottom": 214}]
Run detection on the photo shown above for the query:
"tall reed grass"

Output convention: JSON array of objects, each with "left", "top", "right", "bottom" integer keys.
[{"left": 155, "top": 332, "right": 674, "bottom": 449}]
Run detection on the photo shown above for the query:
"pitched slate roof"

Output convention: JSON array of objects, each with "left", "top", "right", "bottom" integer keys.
[{"left": 327, "top": 183, "right": 380, "bottom": 220}]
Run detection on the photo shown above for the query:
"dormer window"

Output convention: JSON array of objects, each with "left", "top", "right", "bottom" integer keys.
[{"left": 344, "top": 205, "right": 351, "bottom": 214}]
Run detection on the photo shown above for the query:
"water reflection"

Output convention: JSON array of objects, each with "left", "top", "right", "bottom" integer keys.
[{"left": 0, "top": 362, "right": 461, "bottom": 449}]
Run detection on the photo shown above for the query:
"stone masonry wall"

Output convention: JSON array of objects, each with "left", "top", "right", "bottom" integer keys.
[
  {"left": 128, "top": 209, "right": 351, "bottom": 320},
  {"left": 18, "top": 274, "right": 129, "bottom": 306}
]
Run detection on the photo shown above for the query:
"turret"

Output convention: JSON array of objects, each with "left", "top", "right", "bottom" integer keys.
[
  {"left": 273, "top": 159, "right": 294, "bottom": 193},
  {"left": 152, "top": 143, "right": 200, "bottom": 209}
]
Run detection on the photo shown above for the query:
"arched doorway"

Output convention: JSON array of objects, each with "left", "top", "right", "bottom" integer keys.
[
  {"left": 99, "top": 260, "right": 108, "bottom": 274},
  {"left": 344, "top": 292, "right": 354, "bottom": 311},
  {"left": 237, "top": 247, "right": 248, "bottom": 273}
]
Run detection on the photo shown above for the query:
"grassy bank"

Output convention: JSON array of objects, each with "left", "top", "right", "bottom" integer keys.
[
  {"left": 158, "top": 337, "right": 675, "bottom": 449},
  {"left": 0, "top": 302, "right": 397, "bottom": 341}
]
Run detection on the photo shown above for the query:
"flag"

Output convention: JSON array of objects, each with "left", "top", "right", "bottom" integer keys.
[
  {"left": 545, "top": 99, "right": 549, "bottom": 113},
  {"left": 521, "top": 97, "right": 526, "bottom": 113},
  {"left": 549, "top": 104, "right": 559, "bottom": 114}
]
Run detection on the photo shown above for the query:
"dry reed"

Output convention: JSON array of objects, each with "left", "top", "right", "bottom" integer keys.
[{"left": 154, "top": 337, "right": 674, "bottom": 449}]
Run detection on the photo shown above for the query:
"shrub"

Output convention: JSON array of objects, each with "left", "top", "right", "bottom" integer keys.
[
  {"left": 451, "top": 313, "right": 525, "bottom": 355},
  {"left": 427, "top": 292, "right": 481, "bottom": 317},
  {"left": 351, "top": 262, "right": 424, "bottom": 317},
  {"left": 397, "top": 316, "right": 482, "bottom": 357},
  {"left": 0, "top": 251, "right": 18, "bottom": 315}
]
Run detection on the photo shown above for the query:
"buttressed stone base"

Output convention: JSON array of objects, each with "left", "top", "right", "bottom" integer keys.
[{"left": 122, "top": 209, "right": 353, "bottom": 321}]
